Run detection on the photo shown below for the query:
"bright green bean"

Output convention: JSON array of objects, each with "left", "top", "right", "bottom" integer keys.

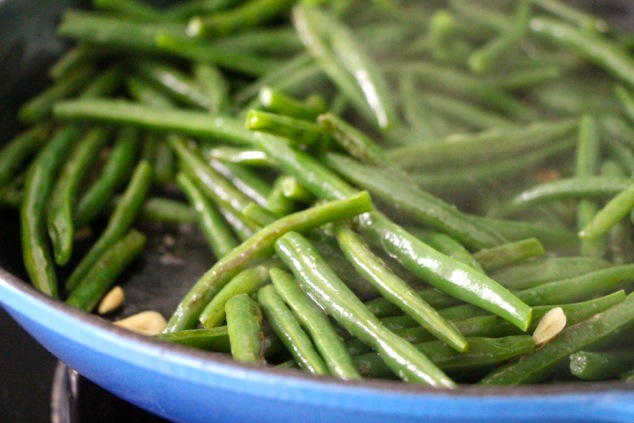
[{"left": 225, "top": 293, "right": 265, "bottom": 364}]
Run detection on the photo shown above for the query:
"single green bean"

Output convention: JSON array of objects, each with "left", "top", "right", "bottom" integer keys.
[
  {"left": 245, "top": 109, "right": 330, "bottom": 150},
  {"left": 258, "top": 284, "right": 329, "bottom": 375},
  {"left": 259, "top": 86, "right": 326, "bottom": 121},
  {"left": 480, "top": 292, "right": 634, "bottom": 385},
  {"left": 176, "top": 172, "right": 238, "bottom": 258},
  {"left": 193, "top": 63, "right": 231, "bottom": 115},
  {"left": 133, "top": 197, "right": 197, "bottom": 224},
  {"left": 163, "top": 190, "right": 373, "bottom": 332},
  {"left": 65, "top": 161, "right": 153, "bottom": 293},
  {"left": 66, "top": 229, "right": 146, "bottom": 311},
  {"left": 472, "top": 238, "right": 544, "bottom": 272},
  {"left": 0, "top": 125, "right": 50, "bottom": 188},
  {"left": 365, "top": 288, "right": 459, "bottom": 318},
  {"left": 579, "top": 182, "right": 634, "bottom": 241},
  {"left": 265, "top": 175, "right": 297, "bottom": 216},
  {"left": 74, "top": 127, "right": 140, "bottom": 227},
  {"left": 157, "top": 326, "right": 231, "bottom": 352},
  {"left": 422, "top": 92, "right": 515, "bottom": 131},
  {"left": 414, "top": 231, "right": 483, "bottom": 272},
  {"left": 225, "top": 294, "right": 265, "bottom": 364},
  {"left": 205, "top": 147, "right": 272, "bottom": 167},
  {"left": 270, "top": 268, "right": 361, "bottom": 380},
  {"left": 275, "top": 231, "right": 455, "bottom": 388},
  {"left": 47, "top": 127, "right": 110, "bottom": 266},
  {"left": 335, "top": 225, "right": 468, "bottom": 353},
  {"left": 570, "top": 348, "right": 634, "bottom": 381},
  {"left": 21, "top": 125, "right": 80, "bottom": 298},
  {"left": 199, "top": 264, "right": 273, "bottom": 328},
  {"left": 516, "top": 264, "right": 634, "bottom": 306}
]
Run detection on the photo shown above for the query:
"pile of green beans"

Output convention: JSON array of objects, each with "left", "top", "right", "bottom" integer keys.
[{"left": 4, "top": 0, "right": 634, "bottom": 389}]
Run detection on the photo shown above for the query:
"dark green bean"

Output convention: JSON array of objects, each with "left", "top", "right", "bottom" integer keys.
[
  {"left": 125, "top": 76, "right": 177, "bottom": 108},
  {"left": 133, "top": 197, "right": 197, "bottom": 224},
  {"left": 275, "top": 231, "right": 455, "bottom": 387},
  {"left": 157, "top": 326, "right": 231, "bottom": 352},
  {"left": 163, "top": 190, "right": 373, "bottom": 332},
  {"left": 176, "top": 172, "right": 238, "bottom": 259},
  {"left": 0, "top": 125, "right": 50, "bottom": 189},
  {"left": 480, "top": 292, "right": 634, "bottom": 385},
  {"left": 258, "top": 284, "right": 329, "bottom": 375},
  {"left": 225, "top": 293, "right": 265, "bottom": 364},
  {"left": 66, "top": 229, "right": 146, "bottom": 311},
  {"left": 199, "top": 264, "right": 273, "bottom": 328},
  {"left": 47, "top": 127, "right": 110, "bottom": 266},
  {"left": 21, "top": 126, "right": 80, "bottom": 298},
  {"left": 65, "top": 161, "right": 153, "bottom": 293},
  {"left": 270, "top": 268, "right": 361, "bottom": 380},
  {"left": 74, "top": 127, "right": 140, "bottom": 227}
]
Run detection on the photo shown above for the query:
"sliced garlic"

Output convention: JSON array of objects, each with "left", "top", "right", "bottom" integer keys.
[
  {"left": 114, "top": 311, "right": 166, "bottom": 336},
  {"left": 98, "top": 286, "right": 125, "bottom": 315},
  {"left": 532, "top": 307, "right": 567, "bottom": 346}
]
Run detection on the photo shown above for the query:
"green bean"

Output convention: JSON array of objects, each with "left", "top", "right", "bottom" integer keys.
[
  {"left": 422, "top": 92, "right": 515, "bottom": 131},
  {"left": 163, "top": 190, "right": 373, "bottom": 332},
  {"left": 527, "top": 0, "right": 609, "bottom": 33},
  {"left": 355, "top": 336, "right": 535, "bottom": 379},
  {"left": 414, "top": 231, "right": 483, "bottom": 272},
  {"left": 472, "top": 238, "right": 544, "bottom": 272},
  {"left": 275, "top": 231, "right": 455, "bottom": 387},
  {"left": 621, "top": 367, "right": 634, "bottom": 383},
  {"left": 323, "top": 152, "right": 505, "bottom": 250},
  {"left": 47, "top": 127, "right": 110, "bottom": 265},
  {"left": 205, "top": 147, "right": 272, "bottom": 167},
  {"left": 489, "top": 256, "right": 612, "bottom": 290},
  {"left": 74, "top": 127, "right": 140, "bottom": 227},
  {"left": 79, "top": 65, "right": 125, "bottom": 98},
  {"left": 133, "top": 60, "right": 212, "bottom": 110},
  {"left": 157, "top": 326, "right": 231, "bottom": 352},
  {"left": 468, "top": 0, "right": 530, "bottom": 74},
  {"left": 168, "top": 136, "right": 275, "bottom": 228},
  {"left": 579, "top": 182, "right": 634, "bottom": 241},
  {"left": 66, "top": 229, "right": 146, "bottom": 311},
  {"left": 193, "top": 63, "right": 231, "bottom": 115},
  {"left": 200, "top": 264, "right": 273, "bottom": 328},
  {"left": 480, "top": 292, "right": 634, "bottom": 385},
  {"left": 604, "top": 133, "right": 634, "bottom": 175},
  {"left": 133, "top": 196, "right": 197, "bottom": 224},
  {"left": 575, "top": 114, "right": 604, "bottom": 258},
  {"left": 187, "top": 0, "right": 295, "bottom": 37},
  {"left": 0, "top": 125, "right": 50, "bottom": 189},
  {"left": 397, "top": 73, "right": 442, "bottom": 139},
  {"left": 365, "top": 288, "right": 459, "bottom": 318},
  {"left": 316, "top": 113, "right": 393, "bottom": 167},
  {"left": 93, "top": 0, "right": 162, "bottom": 22},
  {"left": 21, "top": 126, "right": 81, "bottom": 298},
  {"left": 65, "top": 161, "right": 153, "bottom": 293},
  {"left": 225, "top": 293, "right": 265, "bottom": 364},
  {"left": 270, "top": 268, "right": 361, "bottom": 379},
  {"left": 255, "top": 136, "right": 532, "bottom": 331},
  {"left": 398, "top": 291, "right": 627, "bottom": 344},
  {"left": 125, "top": 76, "right": 177, "bottom": 108},
  {"left": 218, "top": 206, "right": 257, "bottom": 242},
  {"left": 154, "top": 32, "right": 280, "bottom": 77},
  {"left": 213, "top": 27, "right": 302, "bottom": 55},
  {"left": 494, "top": 177, "right": 633, "bottom": 218},
  {"left": 18, "top": 66, "right": 94, "bottom": 123},
  {"left": 265, "top": 175, "right": 297, "bottom": 216},
  {"left": 49, "top": 45, "right": 99, "bottom": 81},
  {"left": 245, "top": 109, "right": 330, "bottom": 150},
  {"left": 448, "top": 0, "right": 510, "bottom": 38},
  {"left": 570, "top": 348, "right": 634, "bottom": 381},
  {"left": 516, "top": 265, "right": 634, "bottom": 306},
  {"left": 388, "top": 118, "right": 578, "bottom": 171},
  {"left": 384, "top": 61, "right": 539, "bottom": 120},
  {"left": 485, "top": 65, "right": 561, "bottom": 91},
  {"left": 58, "top": 10, "right": 188, "bottom": 54},
  {"left": 259, "top": 86, "right": 327, "bottom": 121},
  {"left": 335, "top": 226, "right": 468, "bottom": 352},
  {"left": 530, "top": 17, "right": 634, "bottom": 89},
  {"left": 54, "top": 99, "right": 265, "bottom": 146},
  {"left": 207, "top": 159, "right": 271, "bottom": 207},
  {"left": 160, "top": 0, "right": 241, "bottom": 22},
  {"left": 176, "top": 172, "right": 238, "bottom": 258},
  {"left": 258, "top": 284, "right": 329, "bottom": 375}
]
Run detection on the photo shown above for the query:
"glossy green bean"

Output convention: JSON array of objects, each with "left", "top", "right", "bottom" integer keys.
[
  {"left": 225, "top": 293, "right": 265, "bottom": 364},
  {"left": 270, "top": 268, "right": 361, "bottom": 380},
  {"left": 157, "top": 326, "right": 231, "bottom": 352},
  {"left": 66, "top": 229, "right": 146, "bottom": 311},
  {"left": 207, "top": 159, "right": 271, "bottom": 207},
  {"left": 65, "top": 161, "right": 153, "bottom": 293},
  {"left": 163, "top": 190, "right": 373, "bottom": 332},
  {"left": 364, "top": 288, "right": 459, "bottom": 318},
  {"left": 275, "top": 231, "right": 455, "bottom": 388},
  {"left": 176, "top": 172, "right": 238, "bottom": 258},
  {"left": 258, "top": 284, "right": 329, "bottom": 375},
  {"left": 414, "top": 231, "right": 483, "bottom": 271},
  {"left": 21, "top": 125, "right": 80, "bottom": 298},
  {"left": 516, "top": 265, "right": 634, "bottom": 306},
  {"left": 480, "top": 292, "right": 634, "bottom": 385},
  {"left": 74, "top": 127, "right": 140, "bottom": 227},
  {"left": 47, "top": 127, "right": 110, "bottom": 266},
  {"left": 335, "top": 226, "right": 468, "bottom": 353},
  {"left": 199, "top": 264, "right": 273, "bottom": 328},
  {"left": 204, "top": 147, "right": 272, "bottom": 167}
]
